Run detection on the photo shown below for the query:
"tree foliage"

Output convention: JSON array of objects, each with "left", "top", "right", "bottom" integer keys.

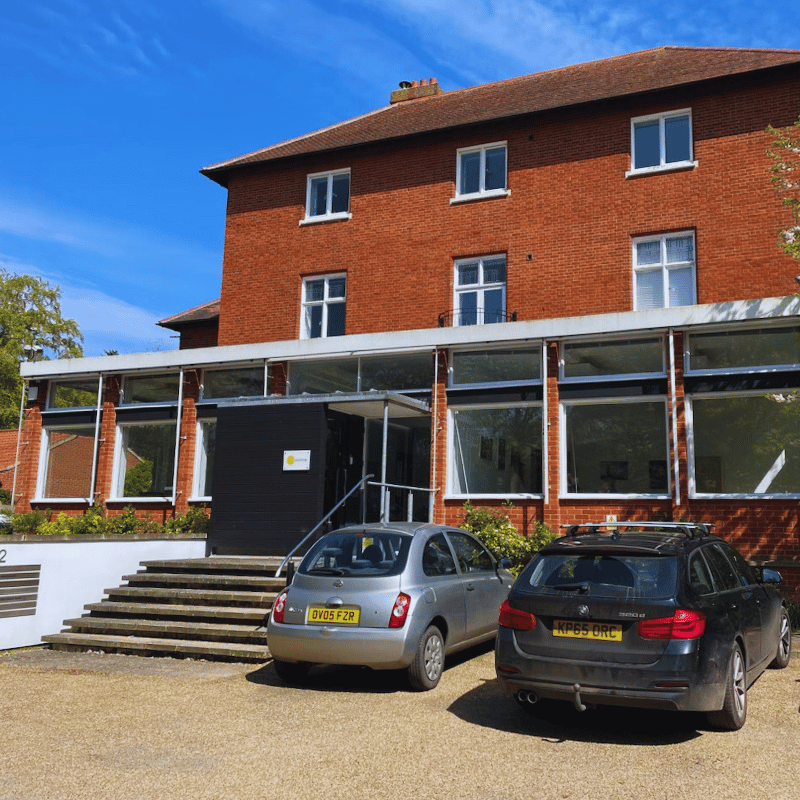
[
  {"left": 766, "top": 115, "right": 800, "bottom": 262},
  {"left": 0, "top": 270, "right": 83, "bottom": 428}
]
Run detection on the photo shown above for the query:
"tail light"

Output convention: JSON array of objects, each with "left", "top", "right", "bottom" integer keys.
[
  {"left": 638, "top": 609, "right": 706, "bottom": 640},
  {"left": 272, "top": 590, "right": 289, "bottom": 624},
  {"left": 498, "top": 600, "right": 536, "bottom": 631},
  {"left": 389, "top": 592, "right": 411, "bottom": 628}
]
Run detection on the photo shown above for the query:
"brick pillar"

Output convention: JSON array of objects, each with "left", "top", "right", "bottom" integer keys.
[
  {"left": 431, "top": 349, "right": 448, "bottom": 524},
  {"left": 13, "top": 381, "right": 45, "bottom": 512},
  {"left": 542, "top": 341, "right": 562, "bottom": 532},
  {"left": 174, "top": 369, "right": 201, "bottom": 514},
  {"left": 93, "top": 375, "right": 120, "bottom": 505},
  {"left": 669, "top": 331, "right": 690, "bottom": 520},
  {"left": 271, "top": 361, "right": 288, "bottom": 396}
]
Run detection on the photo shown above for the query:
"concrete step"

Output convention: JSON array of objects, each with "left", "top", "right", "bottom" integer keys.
[
  {"left": 84, "top": 601, "right": 271, "bottom": 622},
  {"left": 121, "top": 572, "right": 285, "bottom": 590},
  {"left": 43, "top": 631, "right": 270, "bottom": 662},
  {"left": 140, "top": 557, "right": 289, "bottom": 573},
  {"left": 104, "top": 585, "right": 277, "bottom": 606},
  {"left": 61, "top": 616, "right": 269, "bottom": 643}
]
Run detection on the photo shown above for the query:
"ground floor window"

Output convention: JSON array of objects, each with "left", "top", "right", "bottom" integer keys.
[
  {"left": 563, "top": 399, "right": 669, "bottom": 495},
  {"left": 449, "top": 404, "right": 542, "bottom": 496},
  {"left": 39, "top": 425, "right": 96, "bottom": 499},
  {"left": 193, "top": 419, "right": 216, "bottom": 499},
  {"left": 689, "top": 393, "right": 799, "bottom": 496},
  {"left": 114, "top": 422, "right": 177, "bottom": 499}
]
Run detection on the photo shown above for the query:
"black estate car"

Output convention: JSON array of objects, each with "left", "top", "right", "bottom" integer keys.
[{"left": 495, "top": 522, "right": 792, "bottom": 730}]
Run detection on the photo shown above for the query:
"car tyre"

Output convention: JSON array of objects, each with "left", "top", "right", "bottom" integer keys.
[
  {"left": 272, "top": 659, "right": 311, "bottom": 684},
  {"left": 408, "top": 625, "right": 444, "bottom": 691},
  {"left": 769, "top": 608, "right": 792, "bottom": 669},
  {"left": 707, "top": 643, "right": 747, "bottom": 731}
]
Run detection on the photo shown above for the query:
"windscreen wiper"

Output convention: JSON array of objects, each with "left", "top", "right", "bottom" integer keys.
[{"left": 554, "top": 582, "right": 590, "bottom": 593}]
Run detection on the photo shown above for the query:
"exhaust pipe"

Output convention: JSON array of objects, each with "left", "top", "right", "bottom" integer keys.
[{"left": 517, "top": 690, "right": 539, "bottom": 705}]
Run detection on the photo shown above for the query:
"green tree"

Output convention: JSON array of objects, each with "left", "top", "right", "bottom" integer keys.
[
  {"left": 766, "top": 115, "right": 800, "bottom": 262},
  {"left": 0, "top": 271, "right": 83, "bottom": 428}
]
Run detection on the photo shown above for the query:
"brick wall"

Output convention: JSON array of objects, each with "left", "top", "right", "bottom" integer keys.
[{"left": 217, "top": 74, "right": 800, "bottom": 347}]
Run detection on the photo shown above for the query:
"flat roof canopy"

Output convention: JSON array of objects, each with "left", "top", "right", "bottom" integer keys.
[{"left": 217, "top": 391, "right": 430, "bottom": 419}]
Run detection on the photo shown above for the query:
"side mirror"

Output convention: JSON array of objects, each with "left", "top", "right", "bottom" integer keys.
[
  {"left": 497, "top": 558, "right": 512, "bottom": 572},
  {"left": 759, "top": 567, "right": 783, "bottom": 584}
]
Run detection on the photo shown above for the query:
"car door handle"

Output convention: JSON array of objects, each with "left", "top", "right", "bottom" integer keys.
[{"left": 466, "top": 584, "right": 475, "bottom": 591}]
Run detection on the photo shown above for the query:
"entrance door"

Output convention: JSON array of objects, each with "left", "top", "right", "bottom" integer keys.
[{"left": 324, "top": 411, "right": 365, "bottom": 529}]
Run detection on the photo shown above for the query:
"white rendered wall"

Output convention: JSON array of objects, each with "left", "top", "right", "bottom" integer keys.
[{"left": 0, "top": 538, "right": 206, "bottom": 650}]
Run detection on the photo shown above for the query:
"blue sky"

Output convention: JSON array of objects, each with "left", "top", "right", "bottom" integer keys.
[{"left": 2, "top": 0, "right": 799, "bottom": 356}]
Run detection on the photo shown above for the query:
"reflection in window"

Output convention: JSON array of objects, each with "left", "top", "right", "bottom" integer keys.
[
  {"left": 202, "top": 367, "right": 266, "bottom": 400},
  {"left": 450, "top": 405, "right": 542, "bottom": 495},
  {"left": 564, "top": 400, "right": 669, "bottom": 495},
  {"left": 194, "top": 420, "right": 216, "bottom": 498},
  {"left": 289, "top": 354, "right": 431, "bottom": 395},
  {"left": 451, "top": 348, "right": 540, "bottom": 386},
  {"left": 116, "top": 423, "right": 176, "bottom": 498},
  {"left": 687, "top": 326, "right": 800, "bottom": 372},
  {"left": 48, "top": 380, "right": 98, "bottom": 409},
  {"left": 42, "top": 426, "right": 95, "bottom": 498},
  {"left": 562, "top": 338, "right": 664, "bottom": 379},
  {"left": 122, "top": 374, "right": 179, "bottom": 405},
  {"left": 691, "top": 394, "right": 799, "bottom": 495}
]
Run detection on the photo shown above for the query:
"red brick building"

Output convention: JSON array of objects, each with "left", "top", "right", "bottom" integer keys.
[{"left": 17, "top": 47, "right": 800, "bottom": 586}]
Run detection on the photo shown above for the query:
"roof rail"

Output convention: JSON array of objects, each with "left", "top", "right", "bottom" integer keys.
[{"left": 562, "top": 521, "right": 713, "bottom": 540}]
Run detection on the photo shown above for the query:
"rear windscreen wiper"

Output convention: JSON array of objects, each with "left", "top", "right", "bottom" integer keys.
[{"left": 554, "top": 582, "right": 590, "bottom": 593}]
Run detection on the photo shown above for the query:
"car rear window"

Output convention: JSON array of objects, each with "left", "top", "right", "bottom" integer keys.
[
  {"left": 299, "top": 531, "right": 412, "bottom": 578},
  {"left": 525, "top": 553, "right": 678, "bottom": 599}
]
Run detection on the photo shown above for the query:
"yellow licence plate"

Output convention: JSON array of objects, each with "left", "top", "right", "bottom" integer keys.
[
  {"left": 306, "top": 606, "right": 360, "bottom": 625},
  {"left": 553, "top": 620, "right": 622, "bottom": 642}
]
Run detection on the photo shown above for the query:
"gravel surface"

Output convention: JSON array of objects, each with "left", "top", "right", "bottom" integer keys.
[{"left": 1, "top": 643, "right": 799, "bottom": 800}]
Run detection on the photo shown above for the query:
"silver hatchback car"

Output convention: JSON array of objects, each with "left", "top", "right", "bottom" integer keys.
[{"left": 267, "top": 522, "right": 514, "bottom": 690}]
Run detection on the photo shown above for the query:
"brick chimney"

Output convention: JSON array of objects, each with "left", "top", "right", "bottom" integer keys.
[{"left": 390, "top": 78, "right": 443, "bottom": 104}]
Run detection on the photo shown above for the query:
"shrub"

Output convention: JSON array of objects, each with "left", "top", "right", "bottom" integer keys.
[
  {"left": 462, "top": 500, "right": 556, "bottom": 573},
  {"left": 0, "top": 488, "right": 11, "bottom": 505},
  {"left": 12, "top": 509, "right": 52, "bottom": 534},
  {"left": 164, "top": 507, "right": 210, "bottom": 535}
]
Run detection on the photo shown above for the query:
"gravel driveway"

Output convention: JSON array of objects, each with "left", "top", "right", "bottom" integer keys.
[{"left": 1, "top": 642, "right": 799, "bottom": 800}]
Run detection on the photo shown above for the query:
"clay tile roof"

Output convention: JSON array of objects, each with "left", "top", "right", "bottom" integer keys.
[
  {"left": 158, "top": 298, "right": 221, "bottom": 330},
  {"left": 201, "top": 46, "right": 800, "bottom": 186}
]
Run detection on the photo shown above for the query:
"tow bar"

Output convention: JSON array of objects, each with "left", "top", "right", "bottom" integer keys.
[{"left": 572, "top": 683, "right": 587, "bottom": 712}]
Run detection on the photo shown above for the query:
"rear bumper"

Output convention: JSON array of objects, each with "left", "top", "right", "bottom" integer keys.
[
  {"left": 494, "top": 628, "right": 726, "bottom": 712},
  {"left": 267, "top": 619, "right": 419, "bottom": 670}
]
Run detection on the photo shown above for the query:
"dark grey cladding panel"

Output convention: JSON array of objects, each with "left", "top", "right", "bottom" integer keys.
[{"left": 208, "top": 402, "right": 328, "bottom": 555}]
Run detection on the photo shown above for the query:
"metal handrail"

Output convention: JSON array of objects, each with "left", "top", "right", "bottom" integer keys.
[
  {"left": 274, "top": 473, "right": 374, "bottom": 578},
  {"left": 367, "top": 480, "right": 435, "bottom": 523}
]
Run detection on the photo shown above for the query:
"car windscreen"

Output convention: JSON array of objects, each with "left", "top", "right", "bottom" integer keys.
[
  {"left": 299, "top": 531, "right": 412, "bottom": 578},
  {"left": 525, "top": 553, "right": 678, "bottom": 599}
]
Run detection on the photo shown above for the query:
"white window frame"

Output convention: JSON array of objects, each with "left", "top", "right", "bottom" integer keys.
[
  {"left": 453, "top": 255, "right": 507, "bottom": 327},
  {"left": 558, "top": 336, "right": 667, "bottom": 382},
  {"left": 683, "top": 323, "right": 800, "bottom": 376},
  {"left": 628, "top": 109, "right": 696, "bottom": 176},
  {"left": 686, "top": 389, "right": 800, "bottom": 499},
  {"left": 301, "top": 168, "right": 352, "bottom": 224},
  {"left": 449, "top": 345, "right": 542, "bottom": 389},
  {"left": 300, "top": 273, "right": 347, "bottom": 339},
  {"left": 191, "top": 418, "right": 216, "bottom": 500},
  {"left": 35, "top": 424, "right": 98, "bottom": 503},
  {"left": 446, "top": 401, "right": 544, "bottom": 500},
  {"left": 111, "top": 419, "right": 178, "bottom": 502},
  {"left": 559, "top": 396, "right": 671, "bottom": 498},
  {"left": 452, "top": 141, "right": 509, "bottom": 203},
  {"left": 632, "top": 231, "right": 697, "bottom": 311}
]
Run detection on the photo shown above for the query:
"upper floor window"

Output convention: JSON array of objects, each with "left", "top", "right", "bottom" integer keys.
[
  {"left": 454, "top": 142, "right": 508, "bottom": 201},
  {"left": 303, "top": 169, "right": 351, "bottom": 223},
  {"left": 629, "top": 110, "right": 694, "bottom": 175},
  {"left": 121, "top": 373, "right": 180, "bottom": 405},
  {"left": 454, "top": 255, "right": 506, "bottom": 326},
  {"left": 47, "top": 378, "right": 99, "bottom": 409},
  {"left": 301, "top": 274, "right": 346, "bottom": 339},
  {"left": 633, "top": 232, "right": 696, "bottom": 310}
]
